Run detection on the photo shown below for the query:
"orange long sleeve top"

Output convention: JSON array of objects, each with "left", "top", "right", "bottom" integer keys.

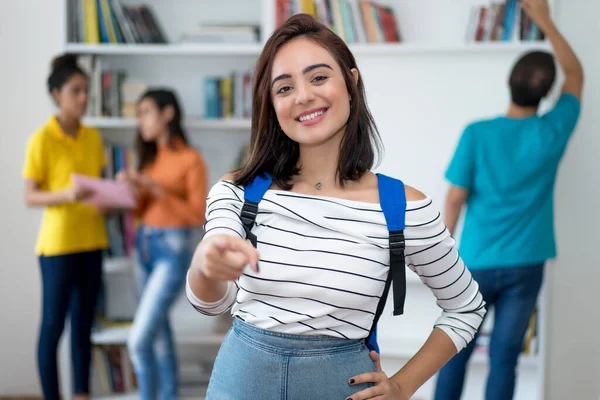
[{"left": 135, "top": 140, "right": 208, "bottom": 227}]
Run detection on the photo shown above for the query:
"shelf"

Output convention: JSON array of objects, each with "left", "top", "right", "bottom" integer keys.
[
  {"left": 66, "top": 42, "right": 263, "bottom": 56},
  {"left": 84, "top": 117, "right": 251, "bottom": 131},
  {"left": 91, "top": 325, "right": 226, "bottom": 346},
  {"left": 349, "top": 41, "right": 551, "bottom": 55},
  {"left": 91, "top": 326, "right": 131, "bottom": 345},
  {"left": 94, "top": 393, "right": 139, "bottom": 400},
  {"left": 68, "top": 41, "right": 550, "bottom": 57},
  {"left": 103, "top": 257, "right": 132, "bottom": 274}
]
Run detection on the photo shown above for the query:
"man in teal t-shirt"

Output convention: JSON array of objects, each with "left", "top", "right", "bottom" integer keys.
[{"left": 434, "top": 1, "right": 584, "bottom": 399}]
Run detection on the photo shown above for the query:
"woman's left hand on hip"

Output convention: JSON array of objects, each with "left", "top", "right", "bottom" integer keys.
[{"left": 346, "top": 350, "right": 408, "bottom": 400}]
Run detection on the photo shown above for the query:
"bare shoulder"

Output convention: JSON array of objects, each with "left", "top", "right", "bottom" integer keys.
[
  {"left": 352, "top": 171, "right": 379, "bottom": 203},
  {"left": 219, "top": 171, "right": 237, "bottom": 181},
  {"left": 358, "top": 173, "right": 427, "bottom": 203},
  {"left": 404, "top": 184, "right": 427, "bottom": 202}
]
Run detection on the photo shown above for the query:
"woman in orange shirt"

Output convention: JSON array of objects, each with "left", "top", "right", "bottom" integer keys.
[{"left": 117, "top": 89, "right": 208, "bottom": 399}]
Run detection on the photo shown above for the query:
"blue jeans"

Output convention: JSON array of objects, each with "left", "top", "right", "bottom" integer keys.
[
  {"left": 128, "top": 226, "right": 192, "bottom": 400},
  {"left": 207, "top": 317, "right": 376, "bottom": 399},
  {"left": 37, "top": 250, "right": 103, "bottom": 400},
  {"left": 434, "top": 264, "right": 544, "bottom": 400}
]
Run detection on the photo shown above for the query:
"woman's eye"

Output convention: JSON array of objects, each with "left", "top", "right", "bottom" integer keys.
[
  {"left": 313, "top": 75, "right": 328, "bottom": 83},
  {"left": 276, "top": 86, "right": 292, "bottom": 94}
]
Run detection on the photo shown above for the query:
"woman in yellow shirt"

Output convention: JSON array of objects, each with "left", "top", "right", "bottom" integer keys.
[{"left": 23, "top": 54, "right": 108, "bottom": 400}]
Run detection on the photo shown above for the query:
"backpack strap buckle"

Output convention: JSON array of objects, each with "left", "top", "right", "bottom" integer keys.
[
  {"left": 240, "top": 200, "right": 259, "bottom": 248},
  {"left": 389, "top": 231, "right": 405, "bottom": 260}
]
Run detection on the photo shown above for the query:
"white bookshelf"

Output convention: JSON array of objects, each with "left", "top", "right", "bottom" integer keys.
[
  {"left": 349, "top": 40, "right": 550, "bottom": 55},
  {"left": 65, "top": 42, "right": 264, "bottom": 56},
  {"left": 83, "top": 116, "right": 252, "bottom": 131},
  {"left": 59, "top": 0, "right": 552, "bottom": 399},
  {"left": 91, "top": 325, "right": 226, "bottom": 347},
  {"left": 66, "top": 40, "right": 551, "bottom": 57}
]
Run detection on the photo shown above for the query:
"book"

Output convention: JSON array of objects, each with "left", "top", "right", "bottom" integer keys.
[{"left": 72, "top": 173, "right": 136, "bottom": 209}]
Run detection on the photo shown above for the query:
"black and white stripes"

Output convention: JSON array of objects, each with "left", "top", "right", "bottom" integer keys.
[{"left": 186, "top": 180, "right": 485, "bottom": 352}]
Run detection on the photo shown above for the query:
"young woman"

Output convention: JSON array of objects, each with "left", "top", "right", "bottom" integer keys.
[
  {"left": 117, "top": 89, "right": 208, "bottom": 400},
  {"left": 187, "top": 15, "right": 485, "bottom": 400},
  {"left": 23, "top": 54, "right": 108, "bottom": 400}
]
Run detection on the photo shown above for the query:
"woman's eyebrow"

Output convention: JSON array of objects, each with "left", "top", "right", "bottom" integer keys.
[{"left": 271, "top": 63, "right": 333, "bottom": 87}]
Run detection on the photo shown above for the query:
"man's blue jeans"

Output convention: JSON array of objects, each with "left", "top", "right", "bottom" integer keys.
[
  {"left": 127, "top": 226, "right": 192, "bottom": 400},
  {"left": 434, "top": 264, "right": 544, "bottom": 400}
]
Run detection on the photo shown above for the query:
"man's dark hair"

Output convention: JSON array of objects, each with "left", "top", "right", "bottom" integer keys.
[{"left": 509, "top": 51, "right": 556, "bottom": 108}]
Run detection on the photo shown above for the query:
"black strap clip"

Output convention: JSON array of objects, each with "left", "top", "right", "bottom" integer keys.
[{"left": 241, "top": 200, "right": 259, "bottom": 248}]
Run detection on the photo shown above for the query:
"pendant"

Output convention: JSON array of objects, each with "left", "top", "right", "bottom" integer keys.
[{"left": 315, "top": 182, "right": 322, "bottom": 190}]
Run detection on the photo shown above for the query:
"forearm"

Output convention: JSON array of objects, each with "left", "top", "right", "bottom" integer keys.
[
  {"left": 390, "top": 328, "right": 457, "bottom": 396},
  {"left": 133, "top": 188, "right": 151, "bottom": 218},
  {"left": 444, "top": 199, "right": 462, "bottom": 236},
  {"left": 25, "top": 188, "right": 68, "bottom": 207},
  {"left": 539, "top": 19, "right": 583, "bottom": 77}
]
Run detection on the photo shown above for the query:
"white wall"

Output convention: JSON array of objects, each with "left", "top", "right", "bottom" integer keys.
[
  {"left": 0, "top": 0, "right": 62, "bottom": 394},
  {"left": 0, "top": 1, "right": 598, "bottom": 398},
  {"left": 543, "top": 1, "right": 600, "bottom": 398}
]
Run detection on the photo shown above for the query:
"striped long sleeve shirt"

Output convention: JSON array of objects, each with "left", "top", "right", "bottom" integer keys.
[{"left": 186, "top": 180, "right": 485, "bottom": 352}]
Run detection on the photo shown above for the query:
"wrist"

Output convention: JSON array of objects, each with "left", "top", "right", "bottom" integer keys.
[
  {"left": 391, "top": 376, "right": 416, "bottom": 399},
  {"left": 60, "top": 188, "right": 73, "bottom": 204},
  {"left": 195, "top": 265, "right": 211, "bottom": 281},
  {"left": 537, "top": 17, "right": 555, "bottom": 34}
]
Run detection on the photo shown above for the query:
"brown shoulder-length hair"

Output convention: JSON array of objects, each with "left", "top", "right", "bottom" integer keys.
[{"left": 233, "top": 13, "right": 382, "bottom": 189}]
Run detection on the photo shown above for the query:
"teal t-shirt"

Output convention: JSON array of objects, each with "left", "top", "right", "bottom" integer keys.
[{"left": 445, "top": 93, "right": 581, "bottom": 269}]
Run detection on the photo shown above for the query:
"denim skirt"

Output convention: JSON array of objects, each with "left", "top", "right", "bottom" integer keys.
[{"left": 206, "top": 317, "right": 376, "bottom": 399}]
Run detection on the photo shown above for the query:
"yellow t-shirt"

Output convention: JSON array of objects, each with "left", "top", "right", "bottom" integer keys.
[{"left": 23, "top": 116, "right": 109, "bottom": 256}]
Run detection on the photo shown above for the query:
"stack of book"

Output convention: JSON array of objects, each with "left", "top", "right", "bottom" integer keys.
[
  {"left": 204, "top": 71, "right": 253, "bottom": 120},
  {"left": 179, "top": 23, "right": 261, "bottom": 44},
  {"left": 79, "top": 55, "right": 148, "bottom": 118},
  {"left": 91, "top": 344, "right": 137, "bottom": 396},
  {"left": 69, "top": 0, "right": 167, "bottom": 44},
  {"left": 102, "top": 143, "right": 138, "bottom": 259},
  {"left": 276, "top": 0, "right": 401, "bottom": 44},
  {"left": 465, "top": 0, "right": 545, "bottom": 42}
]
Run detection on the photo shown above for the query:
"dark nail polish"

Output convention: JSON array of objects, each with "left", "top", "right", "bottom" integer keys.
[
  {"left": 348, "top": 378, "right": 355, "bottom": 385},
  {"left": 256, "top": 261, "right": 260, "bottom": 272}
]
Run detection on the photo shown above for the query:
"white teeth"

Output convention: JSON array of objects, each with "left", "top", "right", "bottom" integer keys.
[{"left": 299, "top": 109, "right": 325, "bottom": 122}]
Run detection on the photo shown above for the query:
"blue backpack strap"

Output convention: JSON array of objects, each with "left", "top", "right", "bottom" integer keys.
[
  {"left": 241, "top": 173, "right": 273, "bottom": 247},
  {"left": 366, "top": 173, "right": 407, "bottom": 353},
  {"left": 377, "top": 173, "right": 407, "bottom": 316}
]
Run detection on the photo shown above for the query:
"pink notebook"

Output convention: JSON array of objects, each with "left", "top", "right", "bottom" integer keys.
[{"left": 72, "top": 174, "right": 136, "bottom": 209}]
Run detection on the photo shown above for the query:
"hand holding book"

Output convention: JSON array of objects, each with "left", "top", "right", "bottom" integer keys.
[
  {"left": 71, "top": 173, "right": 136, "bottom": 209},
  {"left": 521, "top": 0, "right": 551, "bottom": 27}
]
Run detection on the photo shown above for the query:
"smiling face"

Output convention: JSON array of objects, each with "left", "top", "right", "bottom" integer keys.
[{"left": 270, "top": 37, "right": 358, "bottom": 148}]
